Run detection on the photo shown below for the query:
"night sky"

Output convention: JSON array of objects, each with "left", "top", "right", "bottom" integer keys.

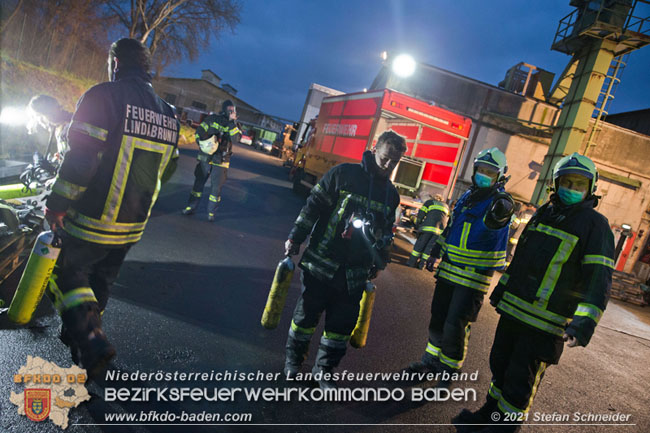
[{"left": 168, "top": 1, "right": 650, "bottom": 122}]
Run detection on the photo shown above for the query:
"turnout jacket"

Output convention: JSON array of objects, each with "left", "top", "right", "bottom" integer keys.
[
  {"left": 433, "top": 186, "right": 512, "bottom": 293},
  {"left": 289, "top": 151, "right": 400, "bottom": 294},
  {"left": 490, "top": 196, "right": 615, "bottom": 346},
  {"left": 416, "top": 198, "right": 449, "bottom": 235},
  {"left": 47, "top": 68, "right": 179, "bottom": 246},
  {"left": 195, "top": 113, "right": 241, "bottom": 167}
]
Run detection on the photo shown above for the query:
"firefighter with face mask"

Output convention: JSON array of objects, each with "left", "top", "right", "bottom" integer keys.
[
  {"left": 44, "top": 38, "right": 179, "bottom": 377},
  {"left": 452, "top": 153, "right": 614, "bottom": 432},
  {"left": 406, "top": 194, "right": 449, "bottom": 269},
  {"left": 182, "top": 100, "right": 240, "bottom": 221},
  {"left": 403, "top": 147, "right": 514, "bottom": 386}
]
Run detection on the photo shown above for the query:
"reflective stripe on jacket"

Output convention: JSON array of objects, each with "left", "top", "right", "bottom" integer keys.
[
  {"left": 416, "top": 199, "right": 448, "bottom": 233},
  {"left": 442, "top": 188, "right": 509, "bottom": 270},
  {"left": 491, "top": 198, "right": 614, "bottom": 345},
  {"left": 289, "top": 151, "right": 400, "bottom": 294},
  {"left": 195, "top": 113, "right": 240, "bottom": 165},
  {"left": 47, "top": 69, "right": 179, "bottom": 246}
]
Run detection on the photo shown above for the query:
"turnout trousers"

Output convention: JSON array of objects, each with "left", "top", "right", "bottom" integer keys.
[
  {"left": 423, "top": 278, "right": 484, "bottom": 372},
  {"left": 486, "top": 315, "right": 563, "bottom": 418},
  {"left": 285, "top": 268, "right": 363, "bottom": 370},
  {"left": 407, "top": 231, "right": 439, "bottom": 266},
  {"left": 46, "top": 234, "right": 129, "bottom": 346},
  {"left": 186, "top": 160, "right": 228, "bottom": 215}
]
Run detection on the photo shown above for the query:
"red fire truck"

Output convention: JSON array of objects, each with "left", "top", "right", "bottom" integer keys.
[{"left": 292, "top": 89, "right": 472, "bottom": 206}]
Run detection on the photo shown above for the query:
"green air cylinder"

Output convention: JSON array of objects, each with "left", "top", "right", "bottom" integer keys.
[
  {"left": 0, "top": 183, "right": 41, "bottom": 200},
  {"left": 8, "top": 231, "right": 60, "bottom": 324},
  {"left": 350, "top": 282, "right": 376, "bottom": 349},
  {"left": 261, "top": 256, "right": 295, "bottom": 329}
]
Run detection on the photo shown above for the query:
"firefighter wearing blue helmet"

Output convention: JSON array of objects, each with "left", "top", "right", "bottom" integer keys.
[
  {"left": 453, "top": 153, "right": 614, "bottom": 432},
  {"left": 403, "top": 147, "right": 514, "bottom": 386}
]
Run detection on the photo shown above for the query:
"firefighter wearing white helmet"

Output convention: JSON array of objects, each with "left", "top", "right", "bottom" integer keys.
[
  {"left": 402, "top": 147, "right": 514, "bottom": 387},
  {"left": 453, "top": 152, "right": 614, "bottom": 431}
]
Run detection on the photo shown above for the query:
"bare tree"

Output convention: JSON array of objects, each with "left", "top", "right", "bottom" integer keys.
[
  {"left": 0, "top": 0, "right": 25, "bottom": 34},
  {"left": 104, "top": 0, "right": 241, "bottom": 75}
]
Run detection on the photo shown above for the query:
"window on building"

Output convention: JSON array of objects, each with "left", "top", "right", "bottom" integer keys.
[
  {"left": 164, "top": 93, "right": 177, "bottom": 105},
  {"left": 191, "top": 101, "right": 207, "bottom": 111}
]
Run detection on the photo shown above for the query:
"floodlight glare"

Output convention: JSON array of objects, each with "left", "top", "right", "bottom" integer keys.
[
  {"left": 392, "top": 54, "right": 416, "bottom": 78},
  {"left": 352, "top": 219, "right": 364, "bottom": 229},
  {"left": 0, "top": 107, "right": 27, "bottom": 126}
]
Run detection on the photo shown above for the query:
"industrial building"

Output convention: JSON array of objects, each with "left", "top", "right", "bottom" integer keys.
[
  {"left": 153, "top": 69, "right": 286, "bottom": 139},
  {"left": 371, "top": 0, "right": 650, "bottom": 280}
]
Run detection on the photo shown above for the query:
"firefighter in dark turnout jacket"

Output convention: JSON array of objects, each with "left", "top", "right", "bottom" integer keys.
[
  {"left": 406, "top": 194, "right": 449, "bottom": 268},
  {"left": 283, "top": 131, "right": 406, "bottom": 389},
  {"left": 44, "top": 38, "right": 179, "bottom": 376},
  {"left": 182, "top": 100, "right": 241, "bottom": 221},
  {"left": 405, "top": 147, "right": 514, "bottom": 383},
  {"left": 453, "top": 153, "right": 614, "bottom": 433}
]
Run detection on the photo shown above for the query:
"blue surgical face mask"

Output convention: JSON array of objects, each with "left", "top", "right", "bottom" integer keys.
[
  {"left": 557, "top": 186, "right": 586, "bottom": 205},
  {"left": 474, "top": 172, "right": 493, "bottom": 188}
]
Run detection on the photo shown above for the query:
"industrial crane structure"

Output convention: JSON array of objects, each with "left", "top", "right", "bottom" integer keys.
[{"left": 531, "top": 0, "right": 650, "bottom": 205}]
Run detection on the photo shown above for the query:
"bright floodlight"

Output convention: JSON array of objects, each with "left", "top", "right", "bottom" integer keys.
[
  {"left": 352, "top": 219, "right": 364, "bottom": 229},
  {"left": 392, "top": 54, "right": 416, "bottom": 78},
  {"left": 0, "top": 107, "right": 27, "bottom": 126}
]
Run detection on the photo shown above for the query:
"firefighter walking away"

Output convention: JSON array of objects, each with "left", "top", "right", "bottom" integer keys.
[
  {"left": 406, "top": 194, "right": 449, "bottom": 269},
  {"left": 44, "top": 38, "right": 179, "bottom": 377}
]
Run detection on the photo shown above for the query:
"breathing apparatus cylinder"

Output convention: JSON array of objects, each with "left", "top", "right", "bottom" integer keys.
[
  {"left": 261, "top": 256, "right": 295, "bottom": 329},
  {"left": 8, "top": 231, "right": 61, "bottom": 324},
  {"left": 350, "top": 282, "right": 376, "bottom": 349}
]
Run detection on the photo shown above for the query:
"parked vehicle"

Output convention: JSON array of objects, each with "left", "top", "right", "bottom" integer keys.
[
  {"left": 260, "top": 138, "right": 273, "bottom": 153},
  {"left": 240, "top": 134, "right": 252, "bottom": 145},
  {"left": 292, "top": 88, "right": 472, "bottom": 205}
]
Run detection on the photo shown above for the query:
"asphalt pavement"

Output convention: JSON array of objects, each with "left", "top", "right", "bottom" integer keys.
[{"left": 1, "top": 143, "right": 649, "bottom": 433}]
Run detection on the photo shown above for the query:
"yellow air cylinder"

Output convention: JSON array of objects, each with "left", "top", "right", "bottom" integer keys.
[
  {"left": 261, "top": 256, "right": 295, "bottom": 329},
  {"left": 350, "top": 282, "right": 376, "bottom": 349},
  {"left": 8, "top": 231, "right": 61, "bottom": 324}
]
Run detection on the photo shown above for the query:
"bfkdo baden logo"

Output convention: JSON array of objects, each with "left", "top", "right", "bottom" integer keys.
[
  {"left": 25, "top": 388, "right": 51, "bottom": 422},
  {"left": 10, "top": 356, "right": 90, "bottom": 430}
]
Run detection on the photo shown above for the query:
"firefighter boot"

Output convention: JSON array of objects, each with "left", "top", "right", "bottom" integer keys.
[
  {"left": 182, "top": 191, "right": 201, "bottom": 215},
  {"left": 207, "top": 195, "right": 220, "bottom": 221},
  {"left": 406, "top": 254, "right": 420, "bottom": 268},
  {"left": 402, "top": 350, "right": 442, "bottom": 377},
  {"left": 452, "top": 396, "right": 498, "bottom": 432},
  {"left": 61, "top": 303, "right": 115, "bottom": 379},
  {"left": 284, "top": 328, "right": 311, "bottom": 379},
  {"left": 313, "top": 335, "right": 347, "bottom": 389}
]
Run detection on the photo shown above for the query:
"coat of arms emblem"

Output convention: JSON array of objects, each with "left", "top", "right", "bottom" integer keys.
[{"left": 25, "top": 388, "right": 51, "bottom": 422}]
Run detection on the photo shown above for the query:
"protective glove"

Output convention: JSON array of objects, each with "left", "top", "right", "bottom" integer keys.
[
  {"left": 45, "top": 207, "right": 66, "bottom": 233},
  {"left": 284, "top": 239, "right": 300, "bottom": 256},
  {"left": 562, "top": 333, "right": 578, "bottom": 348}
]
